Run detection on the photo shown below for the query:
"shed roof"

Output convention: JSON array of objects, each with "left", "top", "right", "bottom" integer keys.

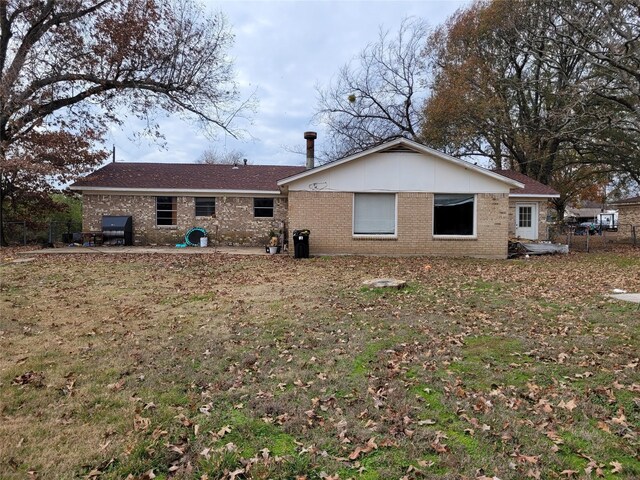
[
  {"left": 565, "top": 207, "right": 603, "bottom": 218},
  {"left": 491, "top": 170, "right": 560, "bottom": 197},
  {"left": 70, "top": 163, "right": 307, "bottom": 193}
]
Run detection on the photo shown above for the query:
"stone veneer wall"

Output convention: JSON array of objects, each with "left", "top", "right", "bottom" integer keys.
[
  {"left": 82, "top": 194, "right": 288, "bottom": 246},
  {"left": 287, "top": 191, "right": 510, "bottom": 258},
  {"left": 507, "top": 198, "right": 551, "bottom": 240}
]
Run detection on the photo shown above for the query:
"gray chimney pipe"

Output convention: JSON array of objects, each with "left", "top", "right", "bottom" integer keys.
[{"left": 304, "top": 131, "right": 317, "bottom": 169}]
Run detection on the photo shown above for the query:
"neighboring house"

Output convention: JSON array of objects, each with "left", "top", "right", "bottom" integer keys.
[
  {"left": 611, "top": 196, "right": 640, "bottom": 227},
  {"left": 71, "top": 137, "right": 559, "bottom": 258},
  {"left": 278, "top": 138, "right": 558, "bottom": 258},
  {"left": 70, "top": 163, "right": 305, "bottom": 245}
]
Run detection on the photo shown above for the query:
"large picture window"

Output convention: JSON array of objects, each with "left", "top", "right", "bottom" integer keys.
[
  {"left": 353, "top": 193, "right": 396, "bottom": 235},
  {"left": 156, "top": 196, "right": 177, "bottom": 226},
  {"left": 195, "top": 197, "right": 215, "bottom": 217},
  {"left": 433, "top": 194, "right": 475, "bottom": 236},
  {"left": 254, "top": 198, "right": 274, "bottom": 218}
]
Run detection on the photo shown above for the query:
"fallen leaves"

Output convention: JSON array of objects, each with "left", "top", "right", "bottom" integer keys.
[
  {"left": 430, "top": 431, "right": 449, "bottom": 454},
  {"left": 133, "top": 415, "right": 150, "bottom": 432},
  {"left": 610, "top": 461, "right": 623, "bottom": 474},
  {"left": 348, "top": 437, "right": 378, "bottom": 460},
  {"left": 558, "top": 398, "right": 578, "bottom": 412},
  {"left": 3, "top": 251, "right": 640, "bottom": 479},
  {"left": 12, "top": 371, "right": 44, "bottom": 387}
]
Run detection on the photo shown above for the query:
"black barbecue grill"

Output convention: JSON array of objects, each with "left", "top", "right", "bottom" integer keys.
[{"left": 102, "top": 215, "right": 133, "bottom": 245}]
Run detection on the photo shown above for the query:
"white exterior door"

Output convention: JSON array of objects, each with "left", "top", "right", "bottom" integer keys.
[{"left": 515, "top": 203, "right": 538, "bottom": 240}]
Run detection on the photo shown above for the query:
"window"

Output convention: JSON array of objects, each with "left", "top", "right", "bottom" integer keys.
[
  {"left": 433, "top": 194, "right": 475, "bottom": 236},
  {"left": 195, "top": 197, "right": 215, "bottom": 217},
  {"left": 353, "top": 193, "right": 396, "bottom": 235},
  {"left": 156, "top": 196, "right": 177, "bottom": 226},
  {"left": 254, "top": 198, "right": 274, "bottom": 217},
  {"left": 517, "top": 205, "right": 532, "bottom": 228}
]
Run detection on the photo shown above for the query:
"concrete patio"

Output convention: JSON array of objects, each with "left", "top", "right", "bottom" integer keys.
[{"left": 15, "top": 245, "right": 272, "bottom": 256}]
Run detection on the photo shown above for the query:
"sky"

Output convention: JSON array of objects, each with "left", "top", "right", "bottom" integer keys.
[{"left": 107, "top": 0, "right": 468, "bottom": 166}]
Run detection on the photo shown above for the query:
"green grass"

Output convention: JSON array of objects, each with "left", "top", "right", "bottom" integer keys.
[{"left": 448, "top": 336, "right": 532, "bottom": 389}]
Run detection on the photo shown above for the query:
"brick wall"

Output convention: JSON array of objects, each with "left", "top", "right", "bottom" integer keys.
[
  {"left": 288, "top": 192, "right": 510, "bottom": 258},
  {"left": 83, "top": 194, "right": 288, "bottom": 246},
  {"left": 617, "top": 203, "right": 640, "bottom": 227}
]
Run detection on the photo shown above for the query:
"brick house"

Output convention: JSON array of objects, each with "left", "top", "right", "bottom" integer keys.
[
  {"left": 71, "top": 163, "right": 305, "bottom": 246},
  {"left": 71, "top": 137, "right": 558, "bottom": 258},
  {"left": 278, "top": 138, "right": 558, "bottom": 258},
  {"left": 611, "top": 196, "right": 640, "bottom": 228}
]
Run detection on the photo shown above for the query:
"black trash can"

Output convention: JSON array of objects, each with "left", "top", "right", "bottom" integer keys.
[{"left": 292, "top": 229, "right": 310, "bottom": 259}]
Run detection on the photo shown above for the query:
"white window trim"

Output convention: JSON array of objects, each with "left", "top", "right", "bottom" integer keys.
[
  {"left": 432, "top": 193, "right": 478, "bottom": 239},
  {"left": 352, "top": 193, "right": 398, "bottom": 238}
]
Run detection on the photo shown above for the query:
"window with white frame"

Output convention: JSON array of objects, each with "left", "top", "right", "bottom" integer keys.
[
  {"left": 353, "top": 193, "right": 396, "bottom": 235},
  {"left": 195, "top": 197, "right": 215, "bottom": 217},
  {"left": 433, "top": 194, "right": 475, "bottom": 236},
  {"left": 156, "top": 196, "right": 177, "bottom": 226}
]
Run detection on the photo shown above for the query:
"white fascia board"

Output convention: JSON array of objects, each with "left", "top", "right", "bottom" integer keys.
[
  {"left": 510, "top": 193, "right": 560, "bottom": 199},
  {"left": 70, "top": 186, "right": 283, "bottom": 196},
  {"left": 278, "top": 137, "right": 525, "bottom": 189}
]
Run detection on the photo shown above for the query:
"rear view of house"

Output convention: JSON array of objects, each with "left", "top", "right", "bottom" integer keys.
[
  {"left": 279, "top": 138, "right": 557, "bottom": 259},
  {"left": 71, "top": 137, "right": 559, "bottom": 258}
]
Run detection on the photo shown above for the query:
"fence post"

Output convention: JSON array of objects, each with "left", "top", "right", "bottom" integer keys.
[
  {"left": 586, "top": 229, "right": 589, "bottom": 252},
  {"left": 22, "top": 220, "right": 26, "bottom": 246}
]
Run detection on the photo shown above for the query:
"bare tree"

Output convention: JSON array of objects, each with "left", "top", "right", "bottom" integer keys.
[
  {"left": 198, "top": 148, "right": 247, "bottom": 165},
  {"left": 552, "top": 0, "right": 640, "bottom": 184},
  {"left": 315, "top": 17, "right": 429, "bottom": 161},
  {"left": 0, "top": 0, "right": 253, "bottom": 243}
]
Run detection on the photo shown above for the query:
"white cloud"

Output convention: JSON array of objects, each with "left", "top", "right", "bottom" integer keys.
[{"left": 108, "top": 0, "right": 468, "bottom": 166}]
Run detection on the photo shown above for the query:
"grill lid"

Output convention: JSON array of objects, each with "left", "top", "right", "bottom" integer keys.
[{"left": 102, "top": 215, "right": 132, "bottom": 229}]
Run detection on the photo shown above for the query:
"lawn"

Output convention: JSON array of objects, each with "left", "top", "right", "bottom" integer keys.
[{"left": 1, "top": 249, "right": 639, "bottom": 479}]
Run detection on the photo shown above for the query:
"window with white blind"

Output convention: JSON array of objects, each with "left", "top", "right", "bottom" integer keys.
[{"left": 353, "top": 193, "right": 396, "bottom": 235}]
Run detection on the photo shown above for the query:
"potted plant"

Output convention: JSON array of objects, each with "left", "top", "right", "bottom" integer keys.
[{"left": 268, "top": 229, "right": 279, "bottom": 254}]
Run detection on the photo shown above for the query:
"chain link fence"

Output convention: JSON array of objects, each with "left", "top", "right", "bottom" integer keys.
[
  {"left": 549, "top": 223, "right": 637, "bottom": 252},
  {"left": 2, "top": 220, "right": 82, "bottom": 246}
]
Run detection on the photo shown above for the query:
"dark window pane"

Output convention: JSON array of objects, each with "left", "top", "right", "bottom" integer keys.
[
  {"left": 195, "top": 197, "right": 215, "bottom": 216},
  {"left": 254, "top": 198, "right": 274, "bottom": 217},
  {"left": 433, "top": 194, "right": 474, "bottom": 235},
  {"left": 156, "top": 196, "right": 177, "bottom": 226}
]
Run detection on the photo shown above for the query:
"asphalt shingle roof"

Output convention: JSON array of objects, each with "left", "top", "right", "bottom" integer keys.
[
  {"left": 492, "top": 169, "right": 559, "bottom": 196},
  {"left": 72, "top": 163, "right": 559, "bottom": 197},
  {"left": 71, "top": 163, "right": 307, "bottom": 191}
]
